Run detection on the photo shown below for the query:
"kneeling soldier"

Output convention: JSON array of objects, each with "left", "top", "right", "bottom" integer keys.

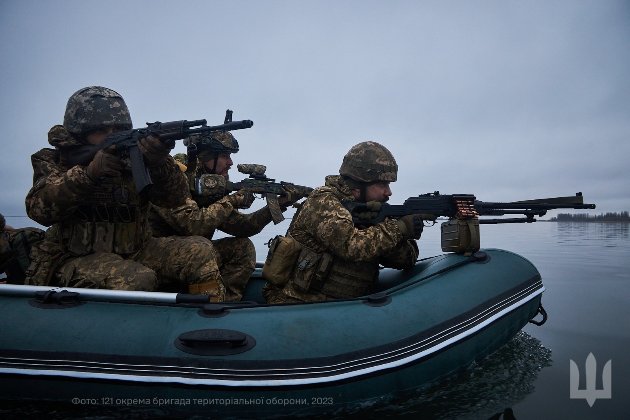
[
  {"left": 150, "top": 131, "right": 300, "bottom": 301},
  {"left": 25, "top": 86, "right": 225, "bottom": 300},
  {"left": 264, "top": 141, "right": 423, "bottom": 303}
]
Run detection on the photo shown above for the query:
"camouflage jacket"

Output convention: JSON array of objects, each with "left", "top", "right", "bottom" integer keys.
[
  {"left": 149, "top": 171, "right": 275, "bottom": 240},
  {"left": 25, "top": 125, "right": 188, "bottom": 266},
  {"left": 279, "top": 175, "right": 419, "bottom": 301},
  {"left": 1, "top": 223, "right": 45, "bottom": 284}
]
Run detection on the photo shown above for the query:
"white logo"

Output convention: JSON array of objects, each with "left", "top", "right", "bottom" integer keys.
[{"left": 569, "top": 352, "right": 612, "bottom": 407}]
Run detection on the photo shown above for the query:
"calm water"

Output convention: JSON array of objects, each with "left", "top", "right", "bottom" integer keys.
[{"left": 1, "top": 221, "right": 628, "bottom": 419}]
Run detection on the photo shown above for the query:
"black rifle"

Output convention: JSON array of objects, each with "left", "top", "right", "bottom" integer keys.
[
  {"left": 344, "top": 192, "right": 596, "bottom": 225},
  {"left": 227, "top": 164, "right": 313, "bottom": 224},
  {"left": 67, "top": 110, "right": 253, "bottom": 193}
]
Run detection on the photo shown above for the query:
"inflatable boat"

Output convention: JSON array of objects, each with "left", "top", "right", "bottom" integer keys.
[{"left": 0, "top": 248, "right": 546, "bottom": 416}]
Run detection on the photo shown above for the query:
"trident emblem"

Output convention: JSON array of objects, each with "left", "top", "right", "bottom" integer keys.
[{"left": 569, "top": 353, "right": 612, "bottom": 407}]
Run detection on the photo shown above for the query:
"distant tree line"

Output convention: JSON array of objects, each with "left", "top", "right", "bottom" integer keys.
[{"left": 551, "top": 211, "right": 630, "bottom": 222}]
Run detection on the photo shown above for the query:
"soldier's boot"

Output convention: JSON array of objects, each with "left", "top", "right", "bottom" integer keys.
[{"left": 188, "top": 272, "right": 226, "bottom": 302}]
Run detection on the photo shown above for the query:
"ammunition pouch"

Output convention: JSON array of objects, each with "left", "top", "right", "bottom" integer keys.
[
  {"left": 292, "top": 246, "right": 333, "bottom": 294},
  {"left": 262, "top": 235, "right": 302, "bottom": 287},
  {"left": 317, "top": 263, "right": 376, "bottom": 299},
  {"left": 441, "top": 218, "right": 480, "bottom": 255},
  {"left": 61, "top": 205, "right": 148, "bottom": 255},
  {"left": 194, "top": 174, "right": 227, "bottom": 202},
  {"left": 265, "top": 230, "right": 379, "bottom": 299},
  {"left": 292, "top": 245, "right": 376, "bottom": 300}
]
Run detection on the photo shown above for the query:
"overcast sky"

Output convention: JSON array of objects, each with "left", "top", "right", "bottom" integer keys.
[{"left": 1, "top": 0, "right": 629, "bottom": 229}]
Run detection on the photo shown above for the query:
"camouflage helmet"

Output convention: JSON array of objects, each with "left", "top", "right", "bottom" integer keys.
[
  {"left": 63, "top": 86, "right": 132, "bottom": 136},
  {"left": 339, "top": 141, "right": 398, "bottom": 183},
  {"left": 185, "top": 131, "right": 239, "bottom": 161}
]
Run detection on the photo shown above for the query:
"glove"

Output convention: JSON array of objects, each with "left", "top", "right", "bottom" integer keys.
[
  {"left": 138, "top": 135, "right": 173, "bottom": 167},
  {"left": 227, "top": 190, "right": 255, "bottom": 209},
  {"left": 396, "top": 214, "right": 424, "bottom": 240},
  {"left": 353, "top": 201, "right": 382, "bottom": 222},
  {"left": 278, "top": 185, "right": 308, "bottom": 209},
  {"left": 86, "top": 148, "right": 124, "bottom": 180}
]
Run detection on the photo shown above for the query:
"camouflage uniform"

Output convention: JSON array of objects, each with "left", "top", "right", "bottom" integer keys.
[
  {"left": 24, "top": 87, "right": 225, "bottom": 300},
  {"left": 264, "top": 142, "right": 420, "bottom": 304},
  {"left": 150, "top": 133, "right": 283, "bottom": 301},
  {"left": 1, "top": 214, "right": 45, "bottom": 284}
]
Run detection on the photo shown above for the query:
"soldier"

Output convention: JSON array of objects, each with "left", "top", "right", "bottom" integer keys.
[
  {"left": 149, "top": 131, "right": 302, "bottom": 301},
  {"left": 24, "top": 86, "right": 226, "bottom": 300},
  {"left": 0, "top": 213, "right": 44, "bottom": 284},
  {"left": 263, "top": 141, "right": 424, "bottom": 303}
]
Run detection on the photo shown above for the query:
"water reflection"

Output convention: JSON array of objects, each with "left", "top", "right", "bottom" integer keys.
[
  {"left": 339, "top": 331, "right": 552, "bottom": 420},
  {"left": 555, "top": 222, "right": 629, "bottom": 245}
]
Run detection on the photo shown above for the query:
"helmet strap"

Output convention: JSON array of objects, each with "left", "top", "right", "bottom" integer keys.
[
  {"left": 359, "top": 185, "right": 368, "bottom": 203},
  {"left": 186, "top": 144, "right": 198, "bottom": 174},
  {"left": 201, "top": 154, "right": 218, "bottom": 174}
]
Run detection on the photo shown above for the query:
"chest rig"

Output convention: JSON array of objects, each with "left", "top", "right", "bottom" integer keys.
[{"left": 60, "top": 177, "right": 150, "bottom": 255}]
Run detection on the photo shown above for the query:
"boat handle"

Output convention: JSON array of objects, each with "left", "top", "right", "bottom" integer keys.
[
  {"left": 178, "top": 329, "right": 248, "bottom": 348},
  {"left": 528, "top": 303, "right": 548, "bottom": 326}
]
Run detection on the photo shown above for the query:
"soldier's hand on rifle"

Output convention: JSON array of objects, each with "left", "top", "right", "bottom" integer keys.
[
  {"left": 87, "top": 147, "right": 124, "bottom": 180},
  {"left": 227, "top": 190, "right": 255, "bottom": 209},
  {"left": 396, "top": 214, "right": 424, "bottom": 240},
  {"left": 353, "top": 201, "right": 383, "bottom": 222},
  {"left": 278, "top": 185, "right": 306, "bottom": 209},
  {"left": 138, "top": 135, "right": 173, "bottom": 167}
]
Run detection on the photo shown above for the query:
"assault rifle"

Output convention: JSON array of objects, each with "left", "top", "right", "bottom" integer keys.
[
  {"left": 66, "top": 110, "right": 253, "bottom": 193},
  {"left": 195, "top": 164, "right": 313, "bottom": 224},
  {"left": 344, "top": 192, "right": 596, "bottom": 225}
]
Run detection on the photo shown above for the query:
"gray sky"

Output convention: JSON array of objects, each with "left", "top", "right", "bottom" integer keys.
[{"left": 1, "top": 0, "right": 629, "bottom": 228}]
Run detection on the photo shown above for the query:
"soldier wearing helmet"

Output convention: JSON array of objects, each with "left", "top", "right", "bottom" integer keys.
[
  {"left": 263, "top": 141, "right": 423, "bottom": 304},
  {"left": 63, "top": 86, "right": 133, "bottom": 138},
  {"left": 24, "top": 86, "right": 229, "bottom": 300},
  {"left": 187, "top": 131, "right": 240, "bottom": 177},
  {"left": 149, "top": 129, "right": 303, "bottom": 302}
]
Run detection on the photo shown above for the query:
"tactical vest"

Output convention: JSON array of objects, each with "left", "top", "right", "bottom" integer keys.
[
  {"left": 57, "top": 179, "right": 150, "bottom": 255},
  {"left": 283, "top": 182, "right": 379, "bottom": 300},
  {"left": 290, "top": 242, "right": 378, "bottom": 299}
]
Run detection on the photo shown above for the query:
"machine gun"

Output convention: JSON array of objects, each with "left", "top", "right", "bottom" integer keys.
[
  {"left": 65, "top": 110, "right": 253, "bottom": 194},
  {"left": 344, "top": 192, "right": 596, "bottom": 225},
  {"left": 195, "top": 164, "right": 313, "bottom": 224},
  {"left": 344, "top": 192, "right": 596, "bottom": 254}
]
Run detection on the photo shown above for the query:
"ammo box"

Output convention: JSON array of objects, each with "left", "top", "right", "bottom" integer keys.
[{"left": 441, "top": 219, "right": 480, "bottom": 254}]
